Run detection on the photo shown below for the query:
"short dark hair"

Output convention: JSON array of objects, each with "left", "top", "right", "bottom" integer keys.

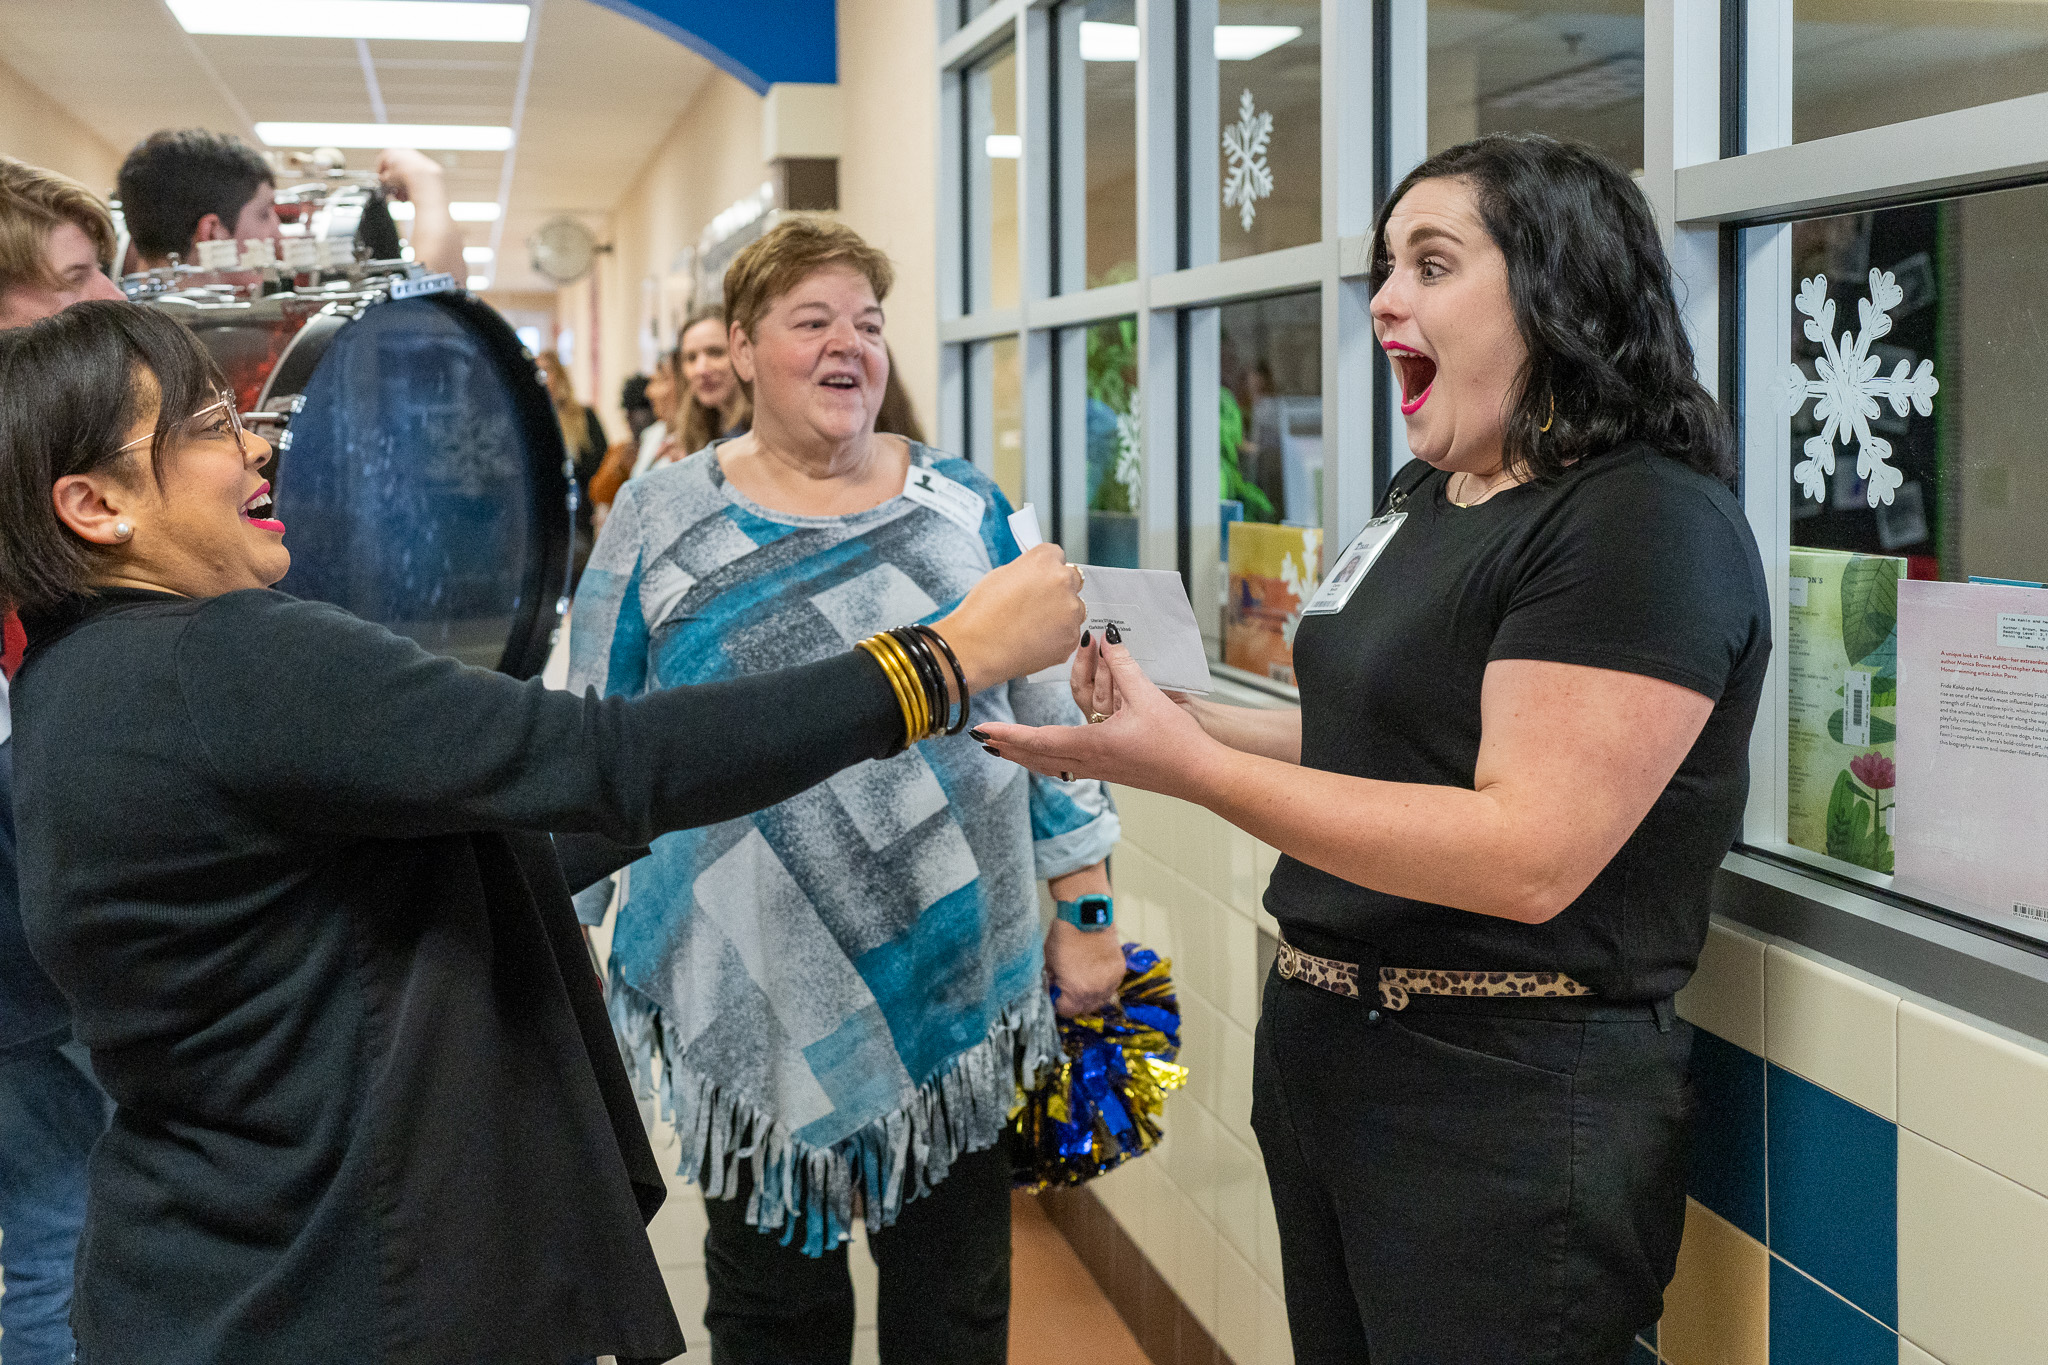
[
  {"left": 0, "top": 301, "right": 224, "bottom": 611},
  {"left": 1369, "top": 134, "right": 1733, "bottom": 485},
  {"left": 116, "top": 129, "right": 273, "bottom": 263}
]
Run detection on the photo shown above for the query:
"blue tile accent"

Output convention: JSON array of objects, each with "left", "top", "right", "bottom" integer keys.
[
  {"left": 1688, "top": 1028, "right": 1768, "bottom": 1241},
  {"left": 1630, "top": 1340, "right": 1659, "bottom": 1365},
  {"left": 1767, "top": 1065, "right": 1898, "bottom": 1326},
  {"left": 1770, "top": 1258, "right": 1896, "bottom": 1364}
]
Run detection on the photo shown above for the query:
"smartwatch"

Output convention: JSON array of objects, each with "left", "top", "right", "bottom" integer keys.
[{"left": 1055, "top": 893, "right": 1115, "bottom": 932}]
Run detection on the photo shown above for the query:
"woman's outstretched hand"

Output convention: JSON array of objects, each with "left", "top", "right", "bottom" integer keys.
[
  {"left": 932, "top": 544, "right": 1086, "bottom": 694},
  {"left": 976, "top": 634, "right": 1218, "bottom": 797}
]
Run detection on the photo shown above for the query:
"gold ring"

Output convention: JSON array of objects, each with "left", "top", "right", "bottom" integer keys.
[
  {"left": 1088, "top": 712, "right": 1109, "bottom": 724},
  {"left": 1059, "top": 770, "right": 1074, "bottom": 781},
  {"left": 1071, "top": 564, "right": 1086, "bottom": 590}
]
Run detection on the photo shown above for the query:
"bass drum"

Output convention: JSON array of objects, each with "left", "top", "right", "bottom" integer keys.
[{"left": 150, "top": 279, "right": 571, "bottom": 678}]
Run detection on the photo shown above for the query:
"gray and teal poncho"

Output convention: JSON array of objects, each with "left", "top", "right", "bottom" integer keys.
[{"left": 568, "top": 440, "right": 1119, "bottom": 1254}]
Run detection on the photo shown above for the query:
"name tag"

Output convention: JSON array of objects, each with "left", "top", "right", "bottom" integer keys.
[
  {"left": 901, "top": 463, "right": 986, "bottom": 536},
  {"left": 1299, "top": 512, "right": 1406, "bottom": 617}
]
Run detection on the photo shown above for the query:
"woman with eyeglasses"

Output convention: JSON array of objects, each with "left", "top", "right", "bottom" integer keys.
[{"left": 0, "top": 301, "right": 1087, "bottom": 1365}]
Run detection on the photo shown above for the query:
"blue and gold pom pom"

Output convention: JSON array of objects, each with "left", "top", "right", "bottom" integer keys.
[{"left": 1011, "top": 944, "right": 1189, "bottom": 1191}]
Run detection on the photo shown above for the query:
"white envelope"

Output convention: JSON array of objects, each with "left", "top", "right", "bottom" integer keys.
[{"left": 1078, "top": 565, "right": 1214, "bottom": 695}]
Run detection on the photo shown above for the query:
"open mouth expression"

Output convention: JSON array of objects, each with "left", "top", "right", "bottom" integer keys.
[
  {"left": 1385, "top": 342, "right": 1437, "bottom": 417},
  {"left": 241, "top": 480, "right": 285, "bottom": 535}
]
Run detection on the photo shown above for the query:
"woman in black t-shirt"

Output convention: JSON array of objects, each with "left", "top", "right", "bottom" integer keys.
[{"left": 980, "top": 135, "right": 1771, "bottom": 1364}]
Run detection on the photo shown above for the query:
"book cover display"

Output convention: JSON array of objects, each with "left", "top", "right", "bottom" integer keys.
[
  {"left": 1786, "top": 548, "right": 1904, "bottom": 873},
  {"left": 1224, "top": 522, "right": 1321, "bottom": 686},
  {"left": 1893, "top": 579, "right": 2048, "bottom": 945}
]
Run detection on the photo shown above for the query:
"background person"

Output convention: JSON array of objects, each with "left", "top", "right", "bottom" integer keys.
[
  {"left": 979, "top": 134, "right": 1772, "bottom": 1364},
  {"left": 569, "top": 216, "right": 1125, "bottom": 1365},
  {"left": 0, "top": 155, "right": 122, "bottom": 1365},
  {"left": 673, "top": 302, "right": 750, "bottom": 454},
  {"left": 0, "top": 300, "right": 1085, "bottom": 1365},
  {"left": 117, "top": 129, "right": 463, "bottom": 280},
  {"left": 538, "top": 350, "right": 609, "bottom": 573}
]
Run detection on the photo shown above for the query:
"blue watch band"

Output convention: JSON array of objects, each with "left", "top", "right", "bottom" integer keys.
[{"left": 1055, "top": 893, "right": 1115, "bottom": 931}]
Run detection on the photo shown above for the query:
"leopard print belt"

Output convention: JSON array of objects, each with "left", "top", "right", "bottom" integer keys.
[{"left": 1275, "top": 938, "right": 1593, "bottom": 1010}]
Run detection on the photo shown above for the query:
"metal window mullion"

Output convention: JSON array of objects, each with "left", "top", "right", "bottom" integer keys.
[
  {"left": 1020, "top": 6, "right": 1052, "bottom": 305},
  {"left": 938, "top": 61, "right": 967, "bottom": 321},
  {"left": 967, "top": 338, "right": 997, "bottom": 477},
  {"left": 1185, "top": 305, "right": 1222, "bottom": 635},
  {"left": 1055, "top": 325, "right": 1090, "bottom": 561},
  {"left": 939, "top": 0, "right": 1028, "bottom": 71},
  {"left": 1025, "top": 327, "right": 1056, "bottom": 530},
  {"left": 1184, "top": 0, "right": 1219, "bottom": 269},
  {"left": 1377, "top": 0, "right": 1425, "bottom": 485},
  {"left": 1134, "top": 0, "right": 1178, "bottom": 574},
  {"left": 1734, "top": 0, "right": 1793, "bottom": 847},
  {"left": 1052, "top": 2, "right": 1086, "bottom": 294},
  {"left": 1647, "top": 0, "right": 1725, "bottom": 398},
  {"left": 1322, "top": 0, "right": 1376, "bottom": 546}
]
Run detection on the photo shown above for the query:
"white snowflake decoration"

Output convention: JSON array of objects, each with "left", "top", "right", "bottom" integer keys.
[
  {"left": 1221, "top": 89, "right": 1274, "bottom": 233},
  {"left": 1112, "top": 394, "right": 1142, "bottom": 514},
  {"left": 1778, "top": 268, "right": 1938, "bottom": 507}
]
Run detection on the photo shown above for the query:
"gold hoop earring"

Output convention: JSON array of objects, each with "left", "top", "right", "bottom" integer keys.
[{"left": 1538, "top": 394, "right": 1555, "bottom": 434}]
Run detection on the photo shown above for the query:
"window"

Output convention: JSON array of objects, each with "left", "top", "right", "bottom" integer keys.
[
  {"left": 1425, "top": 3, "right": 1645, "bottom": 173},
  {"left": 1793, "top": 2, "right": 2048, "bottom": 142},
  {"left": 963, "top": 44, "right": 1020, "bottom": 314},
  {"left": 1215, "top": 290, "right": 1321, "bottom": 687},
  {"left": 1058, "top": 315, "right": 1140, "bottom": 569},
  {"left": 1052, "top": 0, "right": 1139, "bottom": 293},
  {"left": 1200, "top": 2, "right": 1321, "bottom": 264},
  {"left": 967, "top": 334, "right": 1026, "bottom": 507},
  {"left": 1736, "top": 145, "right": 2048, "bottom": 943}
]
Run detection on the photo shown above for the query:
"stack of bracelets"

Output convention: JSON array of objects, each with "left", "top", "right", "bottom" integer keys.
[{"left": 856, "top": 625, "right": 971, "bottom": 750}]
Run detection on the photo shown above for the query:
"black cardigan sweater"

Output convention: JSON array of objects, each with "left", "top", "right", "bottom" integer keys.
[{"left": 10, "top": 587, "right": 903, "bottom": 1365}]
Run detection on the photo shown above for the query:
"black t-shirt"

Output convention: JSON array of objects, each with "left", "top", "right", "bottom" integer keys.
[{"left": 1268, "top": 444, "right": 1771, "bottom": 1001}]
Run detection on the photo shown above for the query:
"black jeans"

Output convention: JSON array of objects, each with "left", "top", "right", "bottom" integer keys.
[
  {"left": 1252, "top": 961, "right": 1692, "bottom": 1365},
  {"left": 701, "top": 1139, "right": 1012, "bottom": 1365}
]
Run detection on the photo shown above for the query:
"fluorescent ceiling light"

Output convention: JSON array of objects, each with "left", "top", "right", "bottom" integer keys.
[
  {"left": 256, "top": 122, "right": 514, "bottom": 151},
  {"left": 985, "top": 134, "right": 1022, "bottom": 159},
  {"left": 468, "top": 275, "right": 492, "bottom": 290},
  {"left": 385, "top": 200, "right": 414, "bottom": 220},
  {"left": 1080, "top": 21, "right": 1138, "bottom": 61},
  {"left": 168, "top": 0, "right": 529, "bottom": 42},
  {"left": 463, "top": 246, "right": 495, "bottom": 263},
  {"left": 1215, "top": 25, "right": 1301, "bottom": 60},
  {"left": 450, "top": 201, "right": 502, "bottom": 222}
]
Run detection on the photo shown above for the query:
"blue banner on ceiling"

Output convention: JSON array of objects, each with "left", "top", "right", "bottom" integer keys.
[{"left": 587, "top": 0, "right": 837, "bottom": 94}]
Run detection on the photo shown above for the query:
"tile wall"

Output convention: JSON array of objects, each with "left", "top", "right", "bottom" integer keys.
[
  {"left": 1089, "top": 785, "right": 1294, "bottom": 1365},
  {"left": 1648, "top": 919, "right": 2048, "bottom": 1365}
]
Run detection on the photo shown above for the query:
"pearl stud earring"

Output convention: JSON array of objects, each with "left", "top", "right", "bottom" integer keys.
[{"left": 114, "top": 522, "right": 132, "bottom": 540}]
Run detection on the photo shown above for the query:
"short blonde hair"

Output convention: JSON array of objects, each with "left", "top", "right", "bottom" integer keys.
[
  {"left": 721, "top": 215, "right": 895, "bottom": 340},
  {"left": 0, "top": 157, "right": 116, "bottom": 296}
]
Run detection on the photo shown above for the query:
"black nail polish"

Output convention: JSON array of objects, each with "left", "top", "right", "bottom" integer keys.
[
  {"left": 1103, "top": 622, "right": 1122, "bottom": 645},
  {"left": 982, "top": 745, "right": 1001, "bottom": 756},
  {"left": 1080, "top": 630, "right": 1091, "bottom": 648},
  {"left": 968, "top": 727, "right": 990, "bottom": 743}
]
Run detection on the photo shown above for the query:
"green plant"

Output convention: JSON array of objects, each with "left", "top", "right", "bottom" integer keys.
[{"left": 1219, "top": 389, "right": 1274, "bottom": 521}]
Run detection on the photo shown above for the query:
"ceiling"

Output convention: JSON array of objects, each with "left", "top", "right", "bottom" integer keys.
[{"left": 0, "top": 0, "right": 717, "bottom": 293}]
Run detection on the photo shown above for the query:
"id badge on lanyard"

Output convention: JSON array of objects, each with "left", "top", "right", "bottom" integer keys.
[{"left": 1299, "top": 511, "right": 1407, "bottom": 617}]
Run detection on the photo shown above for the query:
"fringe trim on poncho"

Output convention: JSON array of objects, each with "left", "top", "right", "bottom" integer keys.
[{"left": 610, "top": 980, "right": 1058, "bottom": 1256}]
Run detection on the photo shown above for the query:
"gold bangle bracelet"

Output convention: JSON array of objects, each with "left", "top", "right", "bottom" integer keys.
[
  {"left": 857, "top": 637, "right": 923, "bottom": 742},
  {"left": 879, "top": 632, "right": 935, "bottom": 738}
]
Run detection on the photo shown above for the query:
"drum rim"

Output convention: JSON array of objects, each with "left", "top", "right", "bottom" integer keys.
[{"left": 156, "top": 285, "right": 572, "bottom": 680}]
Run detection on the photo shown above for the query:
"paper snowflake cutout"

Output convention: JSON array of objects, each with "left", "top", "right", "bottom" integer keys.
[
  {"left": 1221, "top": 89, "right": 1274, "bottom": 233},
  {"left": 1778, "top": 269, "right": 1938, "bottom": 507}
]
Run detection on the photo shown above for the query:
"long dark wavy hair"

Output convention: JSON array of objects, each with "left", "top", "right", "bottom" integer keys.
[{"left": 1369, "top": 134, "right": 1733, "bottom": 486}]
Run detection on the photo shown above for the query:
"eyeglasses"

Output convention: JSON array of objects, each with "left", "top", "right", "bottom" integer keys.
[{"left": 114, "top": 390, "right": 249, "bottom": 457}]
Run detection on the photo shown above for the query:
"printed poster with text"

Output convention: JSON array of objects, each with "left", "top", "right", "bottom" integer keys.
[
  {"left": 1894, "top": 580, "right": 2048, "bottom": 944},
  {"left": 1787, "top": 549, "right": 1904, "bottom": 873}
]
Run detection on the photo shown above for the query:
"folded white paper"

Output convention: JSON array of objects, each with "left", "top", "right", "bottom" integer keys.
[
  {"left": 1008, "top": 503, "right": 1044, "bottom": 551},
  {"left": 1079, "top": 565, "right": 1213, "bottom": 695}
]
